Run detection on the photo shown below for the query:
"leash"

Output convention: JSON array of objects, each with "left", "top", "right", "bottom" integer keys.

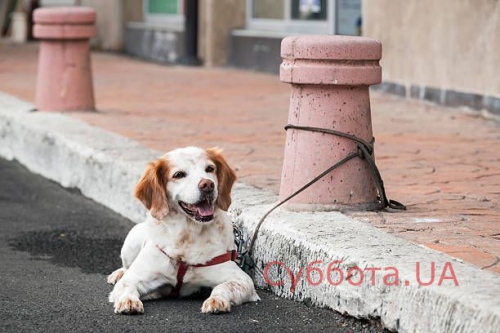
[{"left": 235, "top": 124, "right": 406, "bottom": 273}]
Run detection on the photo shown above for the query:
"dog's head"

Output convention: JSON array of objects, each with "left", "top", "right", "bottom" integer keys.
[{"left": 134, "top": 147, "right": 237, "bottom": 223}]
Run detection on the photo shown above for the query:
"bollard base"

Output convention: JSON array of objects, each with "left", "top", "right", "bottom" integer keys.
[
  {"left": 35, "top": 40, "right": 95, "bottom": 112},
  {"left": 33, "top": 7, "right": 96, "bottom": 112},
  {"left": 279, "top": 35, "right": 383, "bottom": 210}
]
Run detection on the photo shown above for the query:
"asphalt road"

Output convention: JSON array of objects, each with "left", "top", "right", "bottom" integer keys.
[{"left": 0, "top": 158, "right": 388, "bottom": 333}]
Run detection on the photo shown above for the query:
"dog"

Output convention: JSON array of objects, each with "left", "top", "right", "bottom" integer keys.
[{"left": 107, "top": 147, "right": 260, "bottom": 314}]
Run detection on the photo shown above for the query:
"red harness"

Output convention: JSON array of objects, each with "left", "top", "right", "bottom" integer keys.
[{"left": 156, "top": 245, "right": 238, "bottom": 297}]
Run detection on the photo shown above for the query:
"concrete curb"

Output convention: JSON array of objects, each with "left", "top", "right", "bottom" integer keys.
[{"left": 1, "top": 92, "right": 499, "bottom": 333}]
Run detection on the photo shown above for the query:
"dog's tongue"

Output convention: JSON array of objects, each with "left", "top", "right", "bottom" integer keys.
[{"left": 194, "top": 201, "right": 214, "bottom": 217}]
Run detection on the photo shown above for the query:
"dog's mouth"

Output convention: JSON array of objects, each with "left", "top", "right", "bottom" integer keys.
[{"left": 179, "top": 199, "right": 215, "bottom": 222}]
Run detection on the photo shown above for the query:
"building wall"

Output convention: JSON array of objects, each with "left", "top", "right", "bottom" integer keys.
[
  {"left": 81, "top": 0, "right": 123, "bottom": 51},
  {"left": 124, "top": 24, "right": 185, "bottom": 64},
  {"left": 227, "top": 32, "right": 283, "bottom": 73},
  {"left": 122, "top": 0, "right": 185, "bottom": 64},
  {"left": 364, "top": 0, "right": 500, "bottom": 99},
  {"left": 123, "top": 0, "right": 144, "bottom": 23},
  {"left": 198, "top": 0, "right": 245, "bottom": 66}
]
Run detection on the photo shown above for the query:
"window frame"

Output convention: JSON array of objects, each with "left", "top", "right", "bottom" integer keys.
[
  {"left": 246, "top": 0, "right": 335, "bottom": 34},
  {"left": 144, "top": 0, "right": 184, "bottom": 27}
]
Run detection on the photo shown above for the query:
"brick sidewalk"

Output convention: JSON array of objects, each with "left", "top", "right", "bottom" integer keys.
[{"left": 1, "top": 42, "right": 499, "bottom": 274}]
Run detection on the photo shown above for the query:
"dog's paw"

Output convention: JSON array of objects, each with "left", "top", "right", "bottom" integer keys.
[
  {"left": 114, "top": 296, "right": 144, "bottom": 315},
  {"left": 107, "top": 268, "right": 126, "bottom": 285},
  {"left": 201, "top": 296, "right": 231, "bottom": 314}
]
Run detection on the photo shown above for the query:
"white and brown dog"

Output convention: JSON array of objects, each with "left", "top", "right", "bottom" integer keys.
[{"left": 107, "top": 147, "right": 259, "bottom": 314}]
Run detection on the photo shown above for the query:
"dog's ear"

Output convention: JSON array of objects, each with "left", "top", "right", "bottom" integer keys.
[
  {"left": 206, "top": 147, "right": 237, "bottom": 211},
  {"left": 134, "top": 158, "right": 170, "bottom": 220}
]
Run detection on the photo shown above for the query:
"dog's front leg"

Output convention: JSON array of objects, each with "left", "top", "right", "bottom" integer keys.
[
  {"left": 107, "top": 223, "right": 150, "bottom": 286},
  {"left": 110, "top": 277, "right": 144, "bottom": 314},
  {"left": 109, "top": 245, "right": 175, "bottom": 314},
  {"left": 201, "top": 262, "right": 260, "bottom": 313}
]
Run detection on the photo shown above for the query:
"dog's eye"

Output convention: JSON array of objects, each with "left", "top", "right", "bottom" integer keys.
[
  {"left": 205, "top": 165, "right": 215, "bottom": 173},
  {"left": 172, "top": 171, "right": 187, "bottom": 179}
]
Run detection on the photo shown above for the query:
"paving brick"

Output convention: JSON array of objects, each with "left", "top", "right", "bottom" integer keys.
[
  {"left": 1, "top": 42, "right": 499, "bottom": 275},
  {"left": 423, "top": 243, "right": 498, "bottom": 269},
  {"left": 488, "top": 264, "right": 500, "bottom": 274}
]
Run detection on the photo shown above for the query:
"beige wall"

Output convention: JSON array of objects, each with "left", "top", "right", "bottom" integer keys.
[
  {"left": 199, "top": 0, "right": 245, "bottom": 66},
  {"left": 81, "top": 0, "right": 123, "bottom": 51},
  {"left": 364, "top": 0, "right": 500, "bottom": 97},
  {"left": 123, "top": 0, "right": 144, "bottom": 23}
]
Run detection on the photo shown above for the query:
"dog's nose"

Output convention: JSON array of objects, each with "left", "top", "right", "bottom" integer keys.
[{"left": 199, "top": 179, "right": 215, "bottom": 192}]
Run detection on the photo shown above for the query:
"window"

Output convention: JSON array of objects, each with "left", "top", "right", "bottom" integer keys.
[
  {"left": 145, "top": 0, "right": 184, "bottom": 26},
  {"left": 335, "top": 0, "right": 362, "bottom": 35},
  {"left": 247, "top": 0, "right": 361, "bottom": 35},
  {"left": 148, "top": 0, "right": 179, "bottom": 14},
  {"left": 291, "top": 0, "right": 328, "bottom": 21},
  {"left": 248, "top": 0, "right": 332, "bottom": 34},
  {"left": 253, "top": 0, "right": 285, "bottom": 19}
]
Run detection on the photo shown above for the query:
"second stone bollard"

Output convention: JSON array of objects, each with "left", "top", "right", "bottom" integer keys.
[
  {"left": 279, "top": 35, "right": 383, "bottom": 210},
  {"left": 33, "top": 7, "right": 96, "bottom": 111}
]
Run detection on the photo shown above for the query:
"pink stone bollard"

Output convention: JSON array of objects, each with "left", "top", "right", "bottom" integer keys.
[
  {"left": 279, "top": 35, "right": 382, "bottom": 210},
  {"left": 33, "top": 7, "right": 96, "bottom": 111}
]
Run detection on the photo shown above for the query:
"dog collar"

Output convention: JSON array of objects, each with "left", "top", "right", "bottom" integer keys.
[{"left": 156, "top": 245, "right": 238, "bottom": 297}]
